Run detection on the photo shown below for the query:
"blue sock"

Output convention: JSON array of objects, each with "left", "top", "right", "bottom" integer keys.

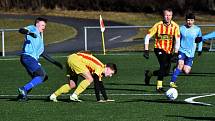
[
  {"left": 170, "top": 68, "right": 182, "bottom": 83},
  {"left": 24, "top": 76, "right": 43, "bottom": 91}
]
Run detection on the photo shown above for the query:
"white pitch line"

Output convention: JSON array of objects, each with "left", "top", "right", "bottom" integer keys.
[
  {"left": 0, "top": 53, "right": 144, "bottom": 61},
  {"left": 184, "top": 93, "right": 215, "bottom": 106},
  {"left": 0, "top": 93, "right": 214, "bottom": 97},
  {"left": 108, "top": 36, "right": 121, "bottom": 41},
  {"left": 0, "top": 58, "right": 19, "bottom": 61},
  {"left": 1, "top": 51, "right": 213, "bottom": 61},
  {"left": 0, "top": 56, "right": 67, "bottom": 61},
  {"left": 0, "top": 94, "right": 161, "bottom": 97}
]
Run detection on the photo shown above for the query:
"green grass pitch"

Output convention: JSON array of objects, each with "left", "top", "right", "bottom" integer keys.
[{"left": 0, "top": 52, "right": 215, "bottom": 121}]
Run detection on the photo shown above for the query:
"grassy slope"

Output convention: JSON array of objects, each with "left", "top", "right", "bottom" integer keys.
[
  {"left": 0, "top": 18, "right": 77, "bottom": 51},
  {"left": 2, "top": 9, "right": 215, "bottom": 52}
]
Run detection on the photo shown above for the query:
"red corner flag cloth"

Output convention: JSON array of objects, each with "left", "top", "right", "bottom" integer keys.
[{"left": 100, "top": 15, "right": 105, "bottom": 32}]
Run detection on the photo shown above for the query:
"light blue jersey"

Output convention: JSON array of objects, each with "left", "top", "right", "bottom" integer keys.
[
  {"left": 202, "top": 31, "right": 215, "bottom": 41},
  {"left": 179, "top": 25, "right": 202, "bottom": 57},
  {"left": 22, "top": 25, "right": 44, "bottom": 60}
]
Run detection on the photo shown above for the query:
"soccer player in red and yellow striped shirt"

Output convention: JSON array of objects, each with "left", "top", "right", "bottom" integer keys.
[
  {"left": 143, "top": 8, "right": 180, "bottom": 92},
  {"left": 49, "top": 52, "right": 117, "bottom": 102}
]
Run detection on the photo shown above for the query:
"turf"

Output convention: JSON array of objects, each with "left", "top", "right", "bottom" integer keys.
[{"left": 0, "top": 52, "right": 215, "bottom": 121}]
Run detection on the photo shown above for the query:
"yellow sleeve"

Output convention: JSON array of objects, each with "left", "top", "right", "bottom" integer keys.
[
  {"left": 148, "top": 22, "right": 160, "bottom": 37},
  {"left": 95, "top": 67, "right": 104, "bottom": 81},
  {"left": 175, "top": 25, "right": 180, "bottom": 39}
]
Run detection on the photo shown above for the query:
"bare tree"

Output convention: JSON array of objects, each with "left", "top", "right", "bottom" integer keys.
[{"left": 0, "top": 0, "right": 214, "bottom": 14}]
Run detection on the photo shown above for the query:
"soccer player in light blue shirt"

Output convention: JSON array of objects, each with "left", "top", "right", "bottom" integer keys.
[
  {"left": 22, "top": 24, "right": 44, "bottom": 60},
  {"left": 17, "top": 17, "right": 63, "bottom": 101},
  {"left": 169, "top": 13, "right": 203, "bottom": 88}
]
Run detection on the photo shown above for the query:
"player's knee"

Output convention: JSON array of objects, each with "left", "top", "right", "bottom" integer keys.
[
  {"left": 163, "top": 67, "right": 170, "bottom": 76},
  {"left": 178, "top": 60, "right": 185, "bottom": 68},
  {"left": 184, "top": 69, "right": 190, "bottom": 74},
  {"left": 69, "top": 80, "right": 76, "bottom": 88},
  {"left": 178, "top": 64, "right": 184, "bottom": 70},
  {"left": 85, "top": 75, "right": 93, "bottom": 83},
  {"left": 33, "top": 68, "right": 47, "bottom": 81},
  {"left": 164, "top": 64, "right": 170, "bottom": 71},
  {"left": 88, "top": 77, "right": 94, "bottom": 83},
  {"left": 183, "top": 66, "right": 191, "bottom": 74}
]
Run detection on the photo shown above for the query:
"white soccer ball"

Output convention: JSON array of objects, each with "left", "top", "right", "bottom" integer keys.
[{"left": 165, "top": 88, "right": 178, "bottom": 101}]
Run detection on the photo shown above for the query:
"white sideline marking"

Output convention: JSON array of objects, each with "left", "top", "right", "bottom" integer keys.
[
  {"left": 0, "top": 56, "right": 67, "bottom": 61},
  {"left": 0, "top": 53, "right": 143, "bottom": 61},
  {"left": 108, "top": 36, "right": 121, "bottom": 41},
  {"left": 0, "top": 94, "right": 161, "bottom": 97},
  {"left": 0, "top": 93, "right": 214, "bottom": 97},
  {"left": 0, "top": 58, "right": 19, "bottom": 60},
  {"left": 0, "top": 52, "right": 212, "bottom": 61},
  {"left": 184, "top": 93, "right": 215, "bottom": 106}
]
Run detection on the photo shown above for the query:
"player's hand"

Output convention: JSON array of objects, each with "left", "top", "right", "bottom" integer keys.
[
  {"left": 54, "top": 61, "right": 63, "bottom": 69},
  {"left": 198, "top": 51, "right": 202, "bottom": 56},
  {"left": 171, "top": 53, "right": 178, "bottom": 63},
  {"left": 143, "top": 50, "right": 149, "bottom": 59},
  {"left": 28, "top": 32, "right": 37, "bottom": 38},
  {"left": 195, "top": 37, "right": 202, "bottom": 43}
]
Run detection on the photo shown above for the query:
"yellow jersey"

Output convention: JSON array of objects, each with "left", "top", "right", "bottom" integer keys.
[{"left": 67, "top": 52, "right": 105, "bottom": 80}]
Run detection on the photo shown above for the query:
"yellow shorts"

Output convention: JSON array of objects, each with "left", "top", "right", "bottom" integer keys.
[{"left": 67, "top": 54, "right": 88, "bottom": 74}]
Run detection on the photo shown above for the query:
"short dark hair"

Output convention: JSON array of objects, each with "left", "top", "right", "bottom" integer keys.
[
  {"left": 106, "top": 63, "right": 117, "bottom": 74},
  {"left": 186, "top": 13, "right": 195, "bottom": 20},
  {"left": 163, "top": 8, "right": 173, "bottom": 13},
  {"left": 34, "top": 17, "right": 48, "bottom": 25},
  {"left": 163, "top": 8, "right": 172, "bottom": 12}
]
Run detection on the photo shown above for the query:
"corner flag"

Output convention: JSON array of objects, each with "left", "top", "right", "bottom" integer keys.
[
  {"left": 99, "top": 15, "right": 106, "bottom": 55},
  {"left": 100, "top": 15, "right": 105, "bottom": 32}
]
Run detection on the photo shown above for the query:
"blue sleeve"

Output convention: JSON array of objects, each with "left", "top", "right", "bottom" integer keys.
[
  {"left": 202, "top": 31, "right": 215, "bottom": 41},
  {"left": 26, "top": 25, "right": 32, "bottom": 31}
]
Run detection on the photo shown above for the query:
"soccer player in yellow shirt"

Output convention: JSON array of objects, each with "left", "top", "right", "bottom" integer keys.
[
  {"left": 49, "top": 52, "right": 117, "bottom": 102},
  {"left": 143, "top": 8, "right": 180, "bottom": 92}
]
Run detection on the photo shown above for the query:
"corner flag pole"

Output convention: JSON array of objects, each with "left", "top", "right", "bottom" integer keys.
[
  {"left": 100, "top": 15, "right": 106, "bottom": 55},
  {"left": 102, "top": 31, "right": 106, "bottom": 55}
]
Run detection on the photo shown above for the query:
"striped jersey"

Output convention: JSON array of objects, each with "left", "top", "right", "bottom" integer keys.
[
  {"left": 76, "top": 52, "right": 105, "bottom": 77},
  {"left": 147, "top": 21, "right": 180, "bottom": 54}
]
